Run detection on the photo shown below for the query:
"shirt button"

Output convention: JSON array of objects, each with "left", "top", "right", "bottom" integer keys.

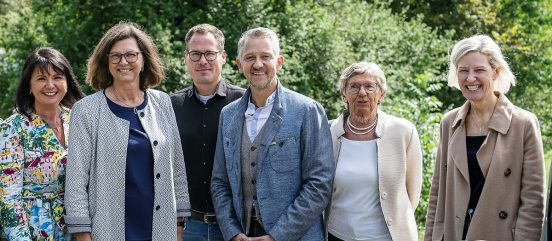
[
  {"left": 204, "top": 107, "right": 208, "bottom": 110},
  {"left": 253, "top": 195, "right": 257, "bottom": 200},
  {"left": 153, "top": 140, "right": 158, "bottom": 146},
  {"left": 202, "top": 143, "right": 206, "bottom": 147},
  {"left": 250, "top": 146, "right": 256, "bottom": 151},
  {"left": 381, "top": 192, "right": 388, "bottom": 199},
  {"left": 499, "top": 211, "right": 508, "bottom": 219},
  {"left": 386, "top": 219, "right": 393, "bottom": 226},
  {"left": 139, "top": 112, "right": 145, "bottom": 118},
  {"left": 203, "top": 181, "right": 207, "bottom": 184},
  {"left": 504, "top": 168, "right": 512, "bottom": 176},
  {"left": 251, "top": 162, "right": 256, "bottom": 167},
  {"left": 203, "top": 162, "right": 207, "bottom": 165},
  {"left": 203, "top": 124, "right": 206, "bottom": 128},
  {"left": 252, "top": 179, "right": 256, "bottom": 184},
  {"left": 155, "top": 205, "right": 160, "bottom": 210},
  {"left": 156, "top": 173, "right": 160, "bottom": 179}
]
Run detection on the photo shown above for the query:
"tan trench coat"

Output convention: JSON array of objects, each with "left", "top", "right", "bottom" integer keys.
[{"left": 424, "top": 93, "right": 545, "bottom": 241}]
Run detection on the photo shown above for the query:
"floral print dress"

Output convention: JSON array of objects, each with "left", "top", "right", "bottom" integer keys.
[{"left": 0, "top": 108, "right": 71, "bottom": 241}]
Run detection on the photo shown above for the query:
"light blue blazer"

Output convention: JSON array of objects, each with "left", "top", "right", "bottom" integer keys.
[{"left": 211, "top": 83, "right": 334, "bottom": 241}]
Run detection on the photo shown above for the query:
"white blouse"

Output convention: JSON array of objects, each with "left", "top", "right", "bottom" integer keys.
[{"left": 328, "top": 138, "right": 391, "bottom": 241}]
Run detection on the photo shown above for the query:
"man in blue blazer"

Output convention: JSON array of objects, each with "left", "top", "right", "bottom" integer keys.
[{"left": 211, "top": 27, "right": 334, "bottom": 241}]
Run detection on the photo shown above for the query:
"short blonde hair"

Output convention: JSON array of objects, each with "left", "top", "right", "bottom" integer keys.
[
  {"left": 448, "top": 34, "right": 515, "bottom": 93},
  {"left": 338, "top": 61, "right": 387, "bottom": 96}
]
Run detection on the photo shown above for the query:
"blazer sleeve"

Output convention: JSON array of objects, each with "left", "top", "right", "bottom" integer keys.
[
  {"left": 424, "top": 119, "right": 448, "bottom": 241},
  {"left": 405, "top": 123, "right": 423, "bottom": 209},
  {"left": 268, "top": 102, "right": 335, "bottom": 241},
  {"left": 64, "top": 101, "right": 94, "bottom": 233},
  {"left": 515, "top": 114, "right": 545, "bottom": 240},
  {"left": 0, "top": 121, "right": 32, "bottom": 239},
  {"left": 211, "top": 111, "right": 244, "bottom": 241},
  {"left": 165, "top": 97, "right": 191, "bottom": 218}
]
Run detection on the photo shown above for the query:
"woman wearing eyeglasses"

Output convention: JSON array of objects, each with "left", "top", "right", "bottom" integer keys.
[
  {"left": 64, "top": 21, "right": 190, "bottom": 241},
  {"left": 324, "top": 62, "right": 422, "bottom": 241}
]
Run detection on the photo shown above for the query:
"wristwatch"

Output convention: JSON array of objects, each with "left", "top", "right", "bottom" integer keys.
[{"left": 177, "top": 217, "right": 186, "bottom": 228}]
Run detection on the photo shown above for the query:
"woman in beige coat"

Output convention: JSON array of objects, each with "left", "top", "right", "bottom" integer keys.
[
  {"left": 424, "top": 35, "right": 545, "bottom": 241},
  {"left": 325, "top": 62, "right": 422, "bottom": 241}
]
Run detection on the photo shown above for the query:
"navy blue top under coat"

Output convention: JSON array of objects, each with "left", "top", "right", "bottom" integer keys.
[
  {"left": 105, "top": 91, "right": 154, "bottom": 241},
  {"left": 463, "top": 135, "right": 486, "bottom": 239}
]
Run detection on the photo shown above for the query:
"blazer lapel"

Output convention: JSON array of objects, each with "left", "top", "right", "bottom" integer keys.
[
  {"left": 258, "top": 86, "right": 284, "bottom": 172},
  {"left": 476, "top": 92, "right": 513, "bottom": 177},
  {"left": 450, "top": 102, "right": 471, "bottom": 183},
  {"left": 228, "top": 90, "right": 250, "bottom": 190}
]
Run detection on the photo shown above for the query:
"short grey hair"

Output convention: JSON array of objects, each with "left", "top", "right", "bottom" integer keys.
[
  {"left": 448, "top": 34, "right": 515, "bottom": 93},
  {"left": 237, "top": 27, "right": 280, "bottom": 60},
  {"left": 338, "top": 61, "right": 387, "bottom": 96}
]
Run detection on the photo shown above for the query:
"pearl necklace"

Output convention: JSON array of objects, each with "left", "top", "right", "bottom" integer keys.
[{"left": 347, "top": 115, "right": 377, "bottom": 135}]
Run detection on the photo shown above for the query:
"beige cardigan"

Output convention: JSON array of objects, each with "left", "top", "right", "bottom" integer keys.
[{"left": 325, "top": 111, "right": 423, "bottom": 241}]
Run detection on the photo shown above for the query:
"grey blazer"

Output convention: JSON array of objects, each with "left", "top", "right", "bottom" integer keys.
[
  {"left": 211, "top": 83, "right": 334, "bottom": 241},
  {"left": 64, "top": 89, "right": 190, "bottom": 241}
]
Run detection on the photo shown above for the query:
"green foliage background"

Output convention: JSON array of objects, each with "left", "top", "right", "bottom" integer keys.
[{"left": 1, "top": 0, "right": 550, "bottom": 232}]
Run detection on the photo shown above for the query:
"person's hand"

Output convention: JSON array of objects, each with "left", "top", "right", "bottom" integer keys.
[
  {"left": 231, "top": 233, "right": 249, "bottom": 241},
  {"left": 249, "top": 235, "right": 275, "bottom": 241},
  {"left": 74, "top": 232, "right": 92, "bottom": 241},
  {"left": 177, "top": 225, "right": 184, "bottom": 241}
]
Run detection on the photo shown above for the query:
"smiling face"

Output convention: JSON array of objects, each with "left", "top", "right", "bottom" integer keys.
[
  {"left": 185, "top": 33, "right": 226, "bottom": 87},
  {"left": 237, "top": 36, "right": 283, "bottom": 92},
  {"left": 108, "top": 37, "right": 143, "bottom": 85},
  {"left": 30, "top": 65, "right": 68, "bottom": 110},
  {"left": 457, "top": 51, "right": 500, "bottom": 103},
  {"left": 343, "top": 74, "right": 384, "bottom": 120}
]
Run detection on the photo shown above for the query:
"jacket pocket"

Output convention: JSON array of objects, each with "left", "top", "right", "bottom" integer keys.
[{"left": 268, "top": 136, "right": 298, "bottom": 172}]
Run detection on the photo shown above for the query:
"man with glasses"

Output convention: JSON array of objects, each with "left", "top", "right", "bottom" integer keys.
[
  {"left": 171, "top": 24, "right": 244, "bottom": 241},
  {"left": 211, "top": 27, "right": 334, "bottom": 241}
]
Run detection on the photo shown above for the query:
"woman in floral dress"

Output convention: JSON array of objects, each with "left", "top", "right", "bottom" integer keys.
[{"left": 0, "top": 47, "right": 85, "bottom": 240}]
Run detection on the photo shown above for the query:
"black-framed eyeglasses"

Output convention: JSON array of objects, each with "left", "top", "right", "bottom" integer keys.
[
  {"left": 107, "top": 51, "right": 142, "bottom": 64},
  {"left": 347, "top": 83, "right": 379, "bottom": 94},
  {"left": 186, "top": 51, "right": 221, "bottom": 62}
]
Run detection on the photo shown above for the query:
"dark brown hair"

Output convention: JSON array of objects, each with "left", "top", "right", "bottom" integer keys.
[
  {"left": 15, "top": 47, "right": 85, "bottom": 115},
  {"left": 86, "top": 21, "right": 165, "bottom": 90},
  {"left": 185, "top": 23, "right": 225, "bottom": 51}
]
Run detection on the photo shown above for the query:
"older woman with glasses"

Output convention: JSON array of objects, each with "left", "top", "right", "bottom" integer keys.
[
  {"left": 64, "top": 22, "right": 190, "bottom": 241},
  {"left": 325, "top": 62, "right": 422, "bottom": 241}
]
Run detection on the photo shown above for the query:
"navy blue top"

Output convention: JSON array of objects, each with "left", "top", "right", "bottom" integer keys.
[
  {"left": 463, "top": 135, "right": 487, "bottom": 239},
  {"left": 105, "top": 91, "right": 154, "bottom": 241}
]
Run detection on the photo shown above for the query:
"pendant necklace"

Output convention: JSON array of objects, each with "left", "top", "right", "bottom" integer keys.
[
  {"left": 470, "top": 113, "right": 486, "bottom": 135},
  {"left": 110, "top": 87, "right": 140, "bottom": 114},
  {"left": 347, "top": 115, "right": 377, "bottom": 135}
]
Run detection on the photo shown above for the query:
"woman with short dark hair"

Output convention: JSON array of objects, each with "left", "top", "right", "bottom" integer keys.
[{"left": 0, "top": 47, "right": 85, "bottom": 240}]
